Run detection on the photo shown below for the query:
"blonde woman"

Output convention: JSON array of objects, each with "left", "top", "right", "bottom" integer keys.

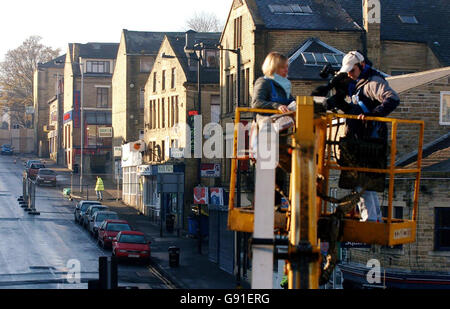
[{"left": 251, "top": 52, "right": 294, "bottom": 113}]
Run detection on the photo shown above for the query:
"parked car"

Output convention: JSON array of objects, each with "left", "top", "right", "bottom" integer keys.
[
  {"left": 97, "top": 220, "right": 132, "bottom": 249},
  {"left": 1, "top": 144, "right": 13, "bottom": 155},
  {"left": 88, "top": 211, "right": 119, "bottom": 238},
  {"left": 36, "top": 169, "right": 57, "bottom": 186},
  {"left": 74, "top": 201, "right": 102, "bottom": 224},
  {"left": 24, "top": 160, "right": 42, "bottom": 169},
  {"left": 27, "top": 163, "right": 46, "bottom": 180},
  {"left": 82, "top": 205, "right": 108, "bottom": 228},
  {"left": 112, "top": 231, "right": 151, "bottom": 264}
]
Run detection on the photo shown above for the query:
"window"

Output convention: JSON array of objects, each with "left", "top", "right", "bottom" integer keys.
[
  {"left": 170, "top": 97, "right": 175, "bottom": 127},
  {"left": 175, "top": 96, "right": 179, "bottom": 125},
  {"left": 435, "top": 208, "right": 450, "bottom": 251},
  {"left": 302, "top": 52, "right": 343, "bottom": 67},
  {"left": 245, "top": 68, "right": 251, "bottom": 106},
  {"left": 87, "top": 125, "right": 97, "bottom": 147},
  {"left": 162, "top": 98, "right": 165, "bottom": 128},
  {"left": 86, "top": 61, "right": 110, "bottom": 73},
  {"left": 205, "top": 50, "right": 219, "bottom": 68},
  {"left": 226, "top": 74, "right": 235, "bottom": 113},
  {"left": 153, "top": 100, "right": 156, "bottom": 129},
  {"left": 157, "top": 99, "right": 161, "bottom": 129},
  {"left": 234, "top": 16, "right": 242, "bottom": 49},
  {"left": 162, "top": 70, "right": 166, "bottom": 91},
  {"left": 399, "top": 15, "right": 418, "bottom": 24},
  {"left": 153, "top": 72, "right": 157, "bottom": 93},
  {"left": 140, "top": 58, "right": 154, "bottom": 73},
  {"left": 97, "top": 88, "right": 109, "bottom": 108},
  {"left": 440, "top": 92, "right": 450, "bottom": 125},
  {"left": 140, "top": 89, "right": 145, "bottom": 109},
  {"left": 161, "top": 140, "right": 165, "bottom": 161},
  {"left": 211, "top": 95, "right": 220, "bottom": 123},
  {"left": 268, "top": 4, "right": 312, "bottom": 15},
  {"left": 171, "top": 68, "right": 176, "bottom": 89}
]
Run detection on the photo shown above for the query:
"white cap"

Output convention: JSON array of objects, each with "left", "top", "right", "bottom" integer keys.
[{"left": 339, "top": 51, "right": 365, "bottom": 73}]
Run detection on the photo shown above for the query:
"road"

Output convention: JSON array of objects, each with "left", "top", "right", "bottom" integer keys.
[{"left": 0, "top": 155, "right": 171, "bottom": 289}]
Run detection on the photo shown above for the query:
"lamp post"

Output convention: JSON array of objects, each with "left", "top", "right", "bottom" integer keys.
[
  {"left": 80, "top": 62, "right": 84, "bottom": 193},
  {"left": 218, "top": 45, "right": 243, "bottom": 287}
]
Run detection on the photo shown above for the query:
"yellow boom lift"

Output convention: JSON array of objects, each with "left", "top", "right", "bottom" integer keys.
[{"left": 228, "top": 96, "right": 424, "bottom": 289}]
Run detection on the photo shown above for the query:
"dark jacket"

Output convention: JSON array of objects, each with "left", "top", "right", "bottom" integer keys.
[
  {"left": 345, "top": 67, "right": 400, "bottom": 140},
  {"left": 251, "top": 76, "right": 295, "bottom": 110}
]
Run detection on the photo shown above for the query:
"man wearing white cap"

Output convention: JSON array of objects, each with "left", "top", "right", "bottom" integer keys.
[{"left": 338, "top": 51, "right": 400, "bottom": 222}]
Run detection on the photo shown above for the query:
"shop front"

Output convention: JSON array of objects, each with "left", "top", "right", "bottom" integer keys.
[{"left": 140, "top": 164, "right": 185, "bottom": 237}]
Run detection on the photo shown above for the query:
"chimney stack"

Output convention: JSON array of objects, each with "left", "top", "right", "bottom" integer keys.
[{"left": 363, "top": 0, "right": 381, "bottom": 68}]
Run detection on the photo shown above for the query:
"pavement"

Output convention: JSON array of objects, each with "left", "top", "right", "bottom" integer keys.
[{"left": 22, "top": 155, "right": 248, "bottom": 289}]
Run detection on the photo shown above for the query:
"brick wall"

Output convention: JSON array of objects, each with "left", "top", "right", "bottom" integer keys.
[
  {"left": 346, "top": 176, "right": 450, "bottom": 273},
  {"left": 380, "top": 41, "right": 440, "bottom": 75},
  {"left": 390, "top": 75, "right": 450, "bottom": 157}
]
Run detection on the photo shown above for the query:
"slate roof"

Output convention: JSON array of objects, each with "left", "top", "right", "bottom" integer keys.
[
  {"left": 248, "top": 0, "right": 362, "bottom": 31},
  {"left": 123, "top": 30, "right": 184, "bottom": 55},
  {"left": 397, "top": 132, "right": 450, "bottom": 173},
  {"left": 287, "top": 37, "right": 345, "bottom": 80},
  {"left": 336, "top": 0, "right": 450, "bottom": 66},
  {"left": 165, "top": 33, "right": 221, "bottom": 84},
  {"left": 79, "top": 43, "right": 119, "bottom": 59},
  {"left": 69, "top": 42, "right": 119, "bottom": 76},
  {"left": 38, "top": 54, "right": 66, "bottom": 69}
]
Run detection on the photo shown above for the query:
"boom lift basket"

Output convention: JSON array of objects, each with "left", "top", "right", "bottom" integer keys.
[{"left": 227, "top": 105, "right": 424, "bottom": 247}]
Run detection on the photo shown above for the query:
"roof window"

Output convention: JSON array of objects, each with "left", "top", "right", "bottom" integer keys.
[
  {"left": 398, "top": 15, "right": 418, "bottom": 24},
  {"left": 302, "top": 52, "right": 343, "bottom": 67},
  {"left": 268, "top": 4, "right": 313, "bottom": 15}
]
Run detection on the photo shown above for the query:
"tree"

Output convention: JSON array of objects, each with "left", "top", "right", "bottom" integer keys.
[
  {"left": 0, "top": 36, "right": 60, "bottom": 128},
  {"left": 186, "top": 11, "right": 224, "bottom": 33}
]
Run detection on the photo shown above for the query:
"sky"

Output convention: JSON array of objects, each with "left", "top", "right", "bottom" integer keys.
[{"left": 0, "top": 0, "right": 232, "bottom": 61}]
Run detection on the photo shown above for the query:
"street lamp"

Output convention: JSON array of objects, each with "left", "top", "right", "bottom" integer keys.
[
  {"left": 217, "top": 44, "right": 243, "bottom": 287},
  {"left": 79, "top": 61, "right": 84, "bottom": 193}
]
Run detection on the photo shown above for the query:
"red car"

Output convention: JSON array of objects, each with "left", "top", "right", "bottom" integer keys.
[
  {"left": 36, "top": 169, "right": 57, "bottom": 186},
  {"left": 27, "top": 163, "right": 46, "bottom": 180},
  {"left": 112, "top": 231, "right": 151, "bottom": 264},
  {"left": 97, "top": 220, "right": 132, "bottom": 249}
]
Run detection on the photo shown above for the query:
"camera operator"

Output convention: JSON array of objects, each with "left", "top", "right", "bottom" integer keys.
[{"left": 322, "top": 51, "right": 400, "bottom": 222}]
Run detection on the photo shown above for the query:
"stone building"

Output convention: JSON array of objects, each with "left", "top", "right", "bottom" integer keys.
[
  {"left": 338, "top": 68, "right": 450, "bottom": 288},
  {"left": 33, "top": 55, "right": 65, "bottom": 158},
  {"left": 112, "top": 30, "right": 183, "bottom": 154},
  {"left": 139, "top": 31, "right": 221, "bottom": 236},
  {"left": 63, "top": 42, "right": 118, "bottom": 175}
]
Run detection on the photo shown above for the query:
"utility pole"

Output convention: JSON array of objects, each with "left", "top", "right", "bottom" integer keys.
[{"left": 197, "top": 48, "right": 203, "bottom": 255}]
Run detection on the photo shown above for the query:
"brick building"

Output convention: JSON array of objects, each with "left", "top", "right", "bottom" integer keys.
[
  {"left": 33, "top": 55, "right": 65, "bottom": 158},
  {"left": 63, "top": 42, "right": 118, "bottom": 174},
  {"left": 339, "top": 68, "right": 450, "bottom": 289}
]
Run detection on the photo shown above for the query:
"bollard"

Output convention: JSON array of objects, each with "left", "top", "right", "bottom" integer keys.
[
  {"left": 168, "top": 247, "right": 180, "bottom": 268},
  {"left": 98, "top": 256, "right": 118, "bottom": 289}
]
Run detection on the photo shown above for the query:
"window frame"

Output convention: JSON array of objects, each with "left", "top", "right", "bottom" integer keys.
[
  {"left": 435, "top": 207, "right": 450, "bottom": 251},
  {"left": 440, "top": 91, "right": 450, "bottom": 126},
  {"left": 96, "top": 87, "right": 109, "bottom": 108}
]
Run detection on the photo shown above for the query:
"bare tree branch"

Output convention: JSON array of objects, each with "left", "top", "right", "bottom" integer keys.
[
  {"left": 0, "top": 36, "right": 60, "bottom": 128},
  {"left": 185, "top": 11, "right": 224, "bottom": 33}
]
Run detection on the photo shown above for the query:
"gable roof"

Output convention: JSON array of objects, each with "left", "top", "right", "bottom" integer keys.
[
  {"left": 38, "top": 54, "right": 66, "bottom": 69},
  {"left": 123, "top": 30, "right": 184, "bottom": 55},
  {"left": 287, "top": 37, "right": 345, "bottom": 80},
  {"left": 247, "top": 0, "right": 362, "bottom": 31},
  {"left": 386, "top": 67, "right": 450, "bottom": 94},
  {"left": 397, "top": 132, "right": 450, "bottom": 173},
  {"left": 336, "top": 0, "right": 450, "bottom": 66},
  {"left": 165, "top": 33, "right": 220, "bottom": 84}
]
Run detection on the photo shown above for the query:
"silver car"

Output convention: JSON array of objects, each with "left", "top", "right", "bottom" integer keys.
[
  {"left": 74, "top": 201, "right": 102, "bottom": 224},
  {"left": 89, "top": 211, "right": 119, "bottom": 238},
  {"left": 82, "top": 205, "right": 108, "bottom": 228}
]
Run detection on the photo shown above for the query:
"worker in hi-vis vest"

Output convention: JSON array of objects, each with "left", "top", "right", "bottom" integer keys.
[{"left": 95, "top": 176, "right": 104, "bottom": 201}]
